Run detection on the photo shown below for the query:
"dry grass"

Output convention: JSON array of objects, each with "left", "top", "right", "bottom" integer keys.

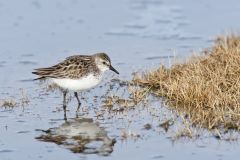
[
  {"left": 102, "top": 81, "right": 150, "bottom": 112},
  {"left": 0, "top": 89, "right": 30, "bottom": 109},
  {"left": 102, "top": 96, "right": 136, "bottom": 108},
  {"left": 20, "top": 89, "right": 30, "bottom": 107},
  {"left": 134, "top": 35, "right": 240, "bottom": 131},
  {"left": 0, "top": 99, "right": 17, "bottom": 108}
]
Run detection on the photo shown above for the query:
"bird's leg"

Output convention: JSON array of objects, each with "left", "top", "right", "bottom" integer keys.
[
  {"left": 63, "top": 90, "right": 67, "bottom": 120},
  {"left": 63, "top": 90, "right": 67, "bottom": 107},
  {"left": 63, "top": 92, "right": 67, "bottom": 120},
  {"left": 64, "top": 110, "right": 67, "bottom": 121},
  {"left": 74, "top": 92, "right": 81, "bottom": 112}
]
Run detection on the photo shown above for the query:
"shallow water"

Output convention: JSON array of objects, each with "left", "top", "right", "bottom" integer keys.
[{"left": 0, "top": 0, "right": 240, "bottom": 160}]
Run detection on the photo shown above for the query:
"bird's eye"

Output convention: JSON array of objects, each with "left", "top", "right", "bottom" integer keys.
[{"left": 103, "top": 61, "right": 107, "bottom": 65}]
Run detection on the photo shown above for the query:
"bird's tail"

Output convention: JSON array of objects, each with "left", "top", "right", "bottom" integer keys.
[{"left": 32, "top": 68, "right": 52, "bottom": 80}]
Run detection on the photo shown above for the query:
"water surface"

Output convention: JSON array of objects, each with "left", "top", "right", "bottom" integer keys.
[{"left": 0, "top": 0, "right": 240, "bottom": 160}]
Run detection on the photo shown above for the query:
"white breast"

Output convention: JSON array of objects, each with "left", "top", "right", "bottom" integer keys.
[{"left": 51, "top": 74, "right": 102, "bottom": 91}]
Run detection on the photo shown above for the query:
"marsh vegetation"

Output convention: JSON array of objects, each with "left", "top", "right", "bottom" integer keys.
[{"left": 133, "top": 35, "right": 240, "bottom": 132}]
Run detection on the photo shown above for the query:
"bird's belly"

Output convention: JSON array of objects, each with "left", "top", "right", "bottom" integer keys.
[{"left": 52, "top": 74, "right": 102, "bottom": 91}]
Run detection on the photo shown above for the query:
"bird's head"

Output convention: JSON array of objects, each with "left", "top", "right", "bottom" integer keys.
[{"left": 94, "top": 53, "right": 119, "bottom": 74}]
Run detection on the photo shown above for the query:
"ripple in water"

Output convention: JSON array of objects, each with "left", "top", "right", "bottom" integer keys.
[{"left": 106, "top": 0, "right": 203, "bottom": 41}]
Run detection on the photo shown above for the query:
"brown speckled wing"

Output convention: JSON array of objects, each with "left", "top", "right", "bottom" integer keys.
[{"left": 33, "top": 55, "right": 97, "bottom": 79}]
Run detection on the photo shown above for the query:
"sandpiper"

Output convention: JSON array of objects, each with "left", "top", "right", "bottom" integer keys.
[{"left": 32, "top": 53, "right": 119, "bottom": 115}]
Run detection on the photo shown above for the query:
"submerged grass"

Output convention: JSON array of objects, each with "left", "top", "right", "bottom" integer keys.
[
  {"left": 134, "top": 35, "right": 240, "bottom": 131},
  {"left": 0, "top": 89, "right": 29, "bottom": 109}
]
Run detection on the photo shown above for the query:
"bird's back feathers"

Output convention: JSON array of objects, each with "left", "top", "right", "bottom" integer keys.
[{"left": 32, "top": 55, "right": 99, "bottom": 80}]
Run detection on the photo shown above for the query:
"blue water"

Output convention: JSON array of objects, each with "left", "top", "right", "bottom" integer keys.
[{"left": 0, "top": 0, "right": 239, "bottom": 160}]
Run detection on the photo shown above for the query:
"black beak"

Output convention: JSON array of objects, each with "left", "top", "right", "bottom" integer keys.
[{"left": 109, "top": 65, "right": 119, "bottom": 74}]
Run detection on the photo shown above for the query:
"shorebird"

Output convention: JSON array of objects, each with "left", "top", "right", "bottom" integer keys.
[{"left": 32, "top": 53, "right": 119, "bottom": 117}]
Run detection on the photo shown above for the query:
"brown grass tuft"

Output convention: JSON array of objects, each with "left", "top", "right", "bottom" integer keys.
[
  {"left": 0, "top": 99, "right": 17, "bottom": 108},
  {"left": 134, "top": 35, "right": 240, "bottom": 130}
]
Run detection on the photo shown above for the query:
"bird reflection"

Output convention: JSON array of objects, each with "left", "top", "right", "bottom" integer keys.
[{"left": 36, "top": 117, "right": 116, "bottom": 156}]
